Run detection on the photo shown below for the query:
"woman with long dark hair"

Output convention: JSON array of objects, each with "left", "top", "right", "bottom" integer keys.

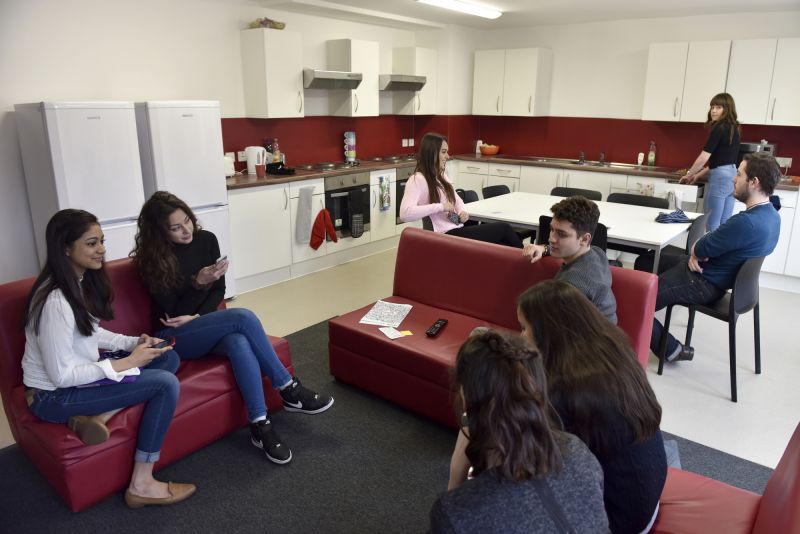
[
  {"left": 517, "top": 280, "right": 667, "bottom": 534},
  {"left": 21, "top": 209, "right": 195, "bottom": 508},
  {"left": 680, "top": 92, "right": 742, "bottom": 231},
  {"left": 131, "top": 191, "right": 333, "bottom": 466},
  {"left": 400, "top": 132, "right": 523, "bottom": 248},
  {"left": 431, "top": 330, "right": 608, "bottom": 532}
]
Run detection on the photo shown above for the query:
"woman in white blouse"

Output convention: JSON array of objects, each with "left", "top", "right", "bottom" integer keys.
[{"left": 21, "top": 209, "right": 195, "bottom": 508}]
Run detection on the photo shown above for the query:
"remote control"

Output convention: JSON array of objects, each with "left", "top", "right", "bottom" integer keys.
[{"left": 426, "top": 319, "right": 448, "bottom": 337}]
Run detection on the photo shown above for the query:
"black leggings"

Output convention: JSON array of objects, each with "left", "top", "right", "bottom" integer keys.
[{"left": 446, "top": 222, "right": 523, "bottom": 248}]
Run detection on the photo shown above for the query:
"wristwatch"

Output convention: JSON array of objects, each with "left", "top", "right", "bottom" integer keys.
[{"left": 543, "top": 244, "right": 551, "bottom": 257}]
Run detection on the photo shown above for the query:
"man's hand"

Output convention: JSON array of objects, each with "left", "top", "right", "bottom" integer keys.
[
  {"left": 523, "top": 243, "right": 546, "bottom": 264},
  {"left": 687, "top": 244, "right": 707, "bottom": 273}
]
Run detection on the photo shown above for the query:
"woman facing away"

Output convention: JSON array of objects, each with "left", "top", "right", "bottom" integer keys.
[
  {"left": 431, "top": 330, "right": 609, "bottom": 534},
  {"left": 400, "top": 132, "right": 523, "bottom": 248},
  {"left": 21, "top": 209, "right": 195, "bottom": 508},
  {"left": 130, "top": 191, "right": 334, "bottom": 466},
  {"left": 517, "top": 280, "right": 667, "bottom": 534},
  {"left": 680, "top": 92, "right": 742, "bottom": 231}
]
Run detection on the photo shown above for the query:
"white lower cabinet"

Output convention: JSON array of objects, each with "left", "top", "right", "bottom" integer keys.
[
  {"left": 370, "top": 169, "right": 397, "bottom": 242},
  {"left": 228, "top": 184, "right": 292, "bottom": 277},
  {"left": 487, "top": 175, "right": 519, "bottom": 192},
  {"left": 562, "top": 169, "right": 613, "bottom": 200},
  {"left": 290, "top": 194, "right": 326, "bottom": 263},
  {"left": 457, "top": 160, "right": 489, "bottom": 198},
  {"left": 733, "top": 190, "right": 796, "bottom": 275},
  {"left": 519, "top": 166, "right": 562, "bottom": 195}
]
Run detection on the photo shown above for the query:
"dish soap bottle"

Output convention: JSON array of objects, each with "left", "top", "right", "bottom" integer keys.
[
  {"left": 272, "top": 138, "right": 281, "bottom": 164},
  {"left": 647, "top": 141, "right": 656, "bottom": 167}
]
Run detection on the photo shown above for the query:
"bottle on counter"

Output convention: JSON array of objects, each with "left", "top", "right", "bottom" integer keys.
[
  {"left": 647, "top": 141, "right": 656, "bottom": 166},
  {"left": 272, "top": 138, "right": 281, "bottom": 163}
]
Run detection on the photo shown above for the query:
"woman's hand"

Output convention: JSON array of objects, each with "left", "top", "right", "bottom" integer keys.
[
  {"left": 160, "top": 314, "right": 199, "bottom": 329},
  {"left": 111, "top": 342, "right": 171, "bottom": 371},
  {"left": 441, "top": 200, "right": 455, "bottom": 213},
  {"left": 137, "top": 333, "right": 163, "bottom": 347},
  {"left": 195, "top": 259, "right": 229, "bottom": 286},
  {"left": 679, "top": 173, "right": 697, "bottom": 185},
  {"left": 458, "top": 210, "right": 469, "bottom": 223}
]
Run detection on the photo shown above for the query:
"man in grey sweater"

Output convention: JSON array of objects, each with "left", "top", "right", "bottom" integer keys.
[{"left": 523, "top": 196, "right": 617, "bottom": 323}]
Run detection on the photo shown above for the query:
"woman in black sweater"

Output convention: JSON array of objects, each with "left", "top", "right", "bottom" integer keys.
[{"left": 131, "top": 192, "right": 333, "bottom": 465}]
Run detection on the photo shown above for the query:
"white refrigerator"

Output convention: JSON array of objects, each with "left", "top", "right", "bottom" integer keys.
[
  {"left": 15, "top": 101, "right": 145, "bottom": 266},
  {"left": 134, "top": 100, "right": 236, "bottom": 298}
]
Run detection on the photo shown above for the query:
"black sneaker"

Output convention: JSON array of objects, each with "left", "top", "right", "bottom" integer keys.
[
  {"left": 667, "top": 344, "right": 695, "bottom": 362},
  {"left": 280, "top": 377, "right": 334, "bottom": 415},
  {"left": 249, "top": 419, "right": 292, "bottom": 464}
]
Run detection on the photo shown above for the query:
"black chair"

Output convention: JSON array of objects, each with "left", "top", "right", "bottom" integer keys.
[
  {"left": 422, "top": 217, "right": 434, "bottom": 231},
  {"left": 482, "top": 184, "right": 511, "bottom": 199},
  {"left": 606, "top": 193, "right": 669, "bottom": 256},
  {"left": 550, "top": 187, "right": 602, "bottom": 201},
  {"left": 461, "top": 190, "right": 479, "bottom": 203},
  {"left": 456, "top": 189, "right": 466, "bottom": 202},
  {"left": 657, "top": 256, "right": 766, "bottom": 402},
  {"left": 634, "top": 213, "right": 709, "bottom": 273},
  {"left": 537, "top": 215, "right": 608, "bottom": 251}
]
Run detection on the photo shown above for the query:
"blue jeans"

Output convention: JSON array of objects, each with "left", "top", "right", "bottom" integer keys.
[
  {"left": 29, "top": 351, "right": 180, "bottom": 463},
  {"left": 650, "top": 256, "right": 725, "bottom": 357},
  {"left": 705, "top": 164, "right": 736, "bottom": 231},
  {"left": 157, "top": 308, "right": 292, "bottom": 422}
]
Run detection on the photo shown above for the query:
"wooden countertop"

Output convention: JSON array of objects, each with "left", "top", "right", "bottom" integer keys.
[{"left": 226, "top": 160, "right": 410, "bottom": 190}]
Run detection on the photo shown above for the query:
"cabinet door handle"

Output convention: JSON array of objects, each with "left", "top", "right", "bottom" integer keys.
[
  {"left": 673, "top": 97, "right": 678, "bottom": 117},
  {"left": 496, "top": 96, "right": 500, "bottom": 113},
  {"left": 319, "top": 197, "right": 324, "bottom": 209},
  {"left": 297, "top": 91, "right": 303, "bottom": 113},
  {"left": 565, "top": 173, "right": 570, "bottom": 187},
  {"left": 417, "top": 93, "right": 421, "bottom": 111},
  {"left": 496, "top": 169, "right": 511, "bottom": 174},
  {"left": 528, "top": 96, "right": 532, "bottom": 113},
  {"left": 372, "top": 189, "right": 376, "bottom": 208},
  {"left": 466, "top": 166, "right": 480, "bottom": 171},
  {"left": 284, "top": 189, "right": 288, "bottom": 210},
  {"left": 354, "top": 93, "right": 359, "bottom": 113},
  {"left": 771, "top": 98, "right": 776, "bottom": 121}
]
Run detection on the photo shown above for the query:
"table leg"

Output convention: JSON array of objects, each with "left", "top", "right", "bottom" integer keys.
[{"left": 652, "top": 247, "right": 662, "bottom": 274}]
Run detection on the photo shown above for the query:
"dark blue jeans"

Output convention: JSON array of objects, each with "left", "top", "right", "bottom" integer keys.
[
  {"left": 157, "top": 308, "right": 292, "bottom": 422},
  {"left": 650, "top": 256, "right": 725, "bottom": 357},
  {"left": 29, "top": 351, "right": 180, "bottom": 463}
]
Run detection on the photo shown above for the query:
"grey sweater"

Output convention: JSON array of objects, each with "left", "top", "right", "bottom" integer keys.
[
  {"left": 556, "top": 246, "right": 618, "bottom": 324},
  {"left": 430, "top": 433, "right": 609, "bottom": 534}
]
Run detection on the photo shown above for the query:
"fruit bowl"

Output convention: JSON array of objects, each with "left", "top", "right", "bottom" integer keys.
[{"left": 480, "top": 144, "right": 499, "bottom": 155}]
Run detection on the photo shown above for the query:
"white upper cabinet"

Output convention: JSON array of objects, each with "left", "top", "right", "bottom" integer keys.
[
  {"left": 328, "top": 39, "right": 379, "bottom": 117},
  {"left": 392, "top": 47, "right": 438, "bottom": 115},
  {"left": 642, "top": 41, "right": 730, "bottom": 122},
  {"left": 766, "top": 38, "right": 800, "bottom": 126},
  {"left": 241, "top": 29, "right": 304, "bottom": 118},
  {"left": 726, "top": 39, "right": 777, "bottom": 124},
  {"left": 473, "top": 48, "right": 552, "bottom": 116}
]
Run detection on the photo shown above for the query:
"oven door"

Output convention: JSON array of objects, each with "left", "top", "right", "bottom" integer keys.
[
  {"left": 396, "top": 178, "right": 409, "bottom": 224},
  {"left": 326, "top": 185, "right": 371, "bottom": 240}
]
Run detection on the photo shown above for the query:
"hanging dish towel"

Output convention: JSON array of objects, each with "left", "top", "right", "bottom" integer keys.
[
  {"left": 310, "top": 208, "right": 338, "bottom": 250},
  {"left": 379, "top": 176, "right": 391, "bottom": 211},
  {"left": 295, "top": 186, "right": 315, "bottom": 244}
]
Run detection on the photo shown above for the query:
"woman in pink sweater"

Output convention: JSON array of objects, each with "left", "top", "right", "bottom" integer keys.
[{"left": 400, "top": 133, "right": 522, "bottom": 248}]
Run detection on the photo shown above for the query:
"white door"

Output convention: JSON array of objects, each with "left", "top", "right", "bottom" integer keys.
[
  {"left": 473, "top": 50, "right": 505, "bottom": 115},
  {"left": 503, "top": 49, "right": 537, "bottom": 117},
  {"left": 416, "top": 48, "right": 437, "bottom": 115},
  {"left": 141, "top": 102, "right": 227, "bottom": 207},
  {"left": 519, "top": 166, "right": 561, "bottom": 195},
  {"left": 726, "top": 39, "right": 777, "bottom": 124},
  {"left": 194, "top": 205, "right": 236, "bottom": 298},
  {"left": 641, "top": 42, "right": 689, "bottom": 122},
  {"left": 229, "top": 185, "right": 292, "bottom": 277},
  {"left": 290, "top": 194, "right": 327, "bottom": 262},
  {"left": 370, "top": 182, "right": 396, "bottom": 242},
  {"left": 563, "top": 170, "right": 613, "bottom": 200},
  {"left": 46, "top": 103, "right": 145, "bottom": 222},
  {"left": 767, "top": 38, "right": 800, "bottom": 126},
  {"left": 100, "top": 220, "right": 138, "bottom": 262},
  {"left": 681, "top": 41, "right": 731, "bottom": 122},
  {"left": 352, "top": 40, "right": 379, "bottom": 117}
]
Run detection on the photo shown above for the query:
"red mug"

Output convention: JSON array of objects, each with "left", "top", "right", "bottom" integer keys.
[{"left": 255, "top": 163, "right": 266, "bottom": 178}]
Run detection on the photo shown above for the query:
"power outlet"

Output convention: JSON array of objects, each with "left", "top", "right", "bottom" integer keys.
[
  {"left": 775, "top": 156, "right": 792, "bottom": 169},
  {"left": 402, "top": 139, "right": 409, "bottom": 147},
  {"left": 238, "top": 150, "right": 247, "bottom": 162},
  {"left": 225, "top": 152, "right": 235, "bottom": 160},
  {"left": 408, "top": 138, "right": 415, "bottom": 147}
]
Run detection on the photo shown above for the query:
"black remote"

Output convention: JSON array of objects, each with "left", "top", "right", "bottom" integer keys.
[{"left": 426, "top": 319, "right": 448, "bottom": 337}]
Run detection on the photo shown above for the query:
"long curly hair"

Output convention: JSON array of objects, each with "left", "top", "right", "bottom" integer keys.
[
  {"left": 454, "top": 329, "right": 563, "bottom": 481},
  {"left": 415, "top": 132, "right": 455, "bottom": 205},
  {"left": 130, "top": 191, "right": 200, "bottom": 293},
  {"left": 706, "top": 92, "right": 741, "bottom": 145},
  {"left": 22, "top": 209, "right": 114, "bottom": 336},
  {"left": 518, "top": 280, "right": 662, "bottom": 458}
]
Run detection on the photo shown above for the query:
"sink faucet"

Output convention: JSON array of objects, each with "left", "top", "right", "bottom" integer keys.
[
  {"left": 598, "top": 152, "right": 605, "bottom": 165},
  {"left": 578, "top": 151, "right": 585, "bottom": 165}
]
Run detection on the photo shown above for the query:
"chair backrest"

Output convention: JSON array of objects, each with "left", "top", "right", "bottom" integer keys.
[
  {"left": 456, "top": 188, "right": 466, "bottom": 202},
  {"left": 607, "top": 192, "right": 669, "bottom": 209},
  {"left": 684, "top": 212, "right": 709, "bottom": 253},
  {"left": 537, "top": 215, "right": 608, "bottom": 251},
  {"left": 730, "top": 256, "right": 765, "bottom": 316},
  {"left": 752, "top": 420, "right": 800, "bottom": 534},
  {"left": 482, "top": 184, "right": 511, "bottom": 199},
  {"left": 550, "top": 187, "right": 602, "bottom": 201},
  {"left": 422, "top": 216, "right": 434, "bottom": 231},
  {"left": 462, "top": 190, "right": 479, "bottom": 203}
]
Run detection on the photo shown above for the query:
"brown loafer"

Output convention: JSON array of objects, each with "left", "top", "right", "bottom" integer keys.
[
  {"left": 67, "top": 415, "right": 110, "bottom": 445},
  {"left": 124, "top": 482, "right": 197, "bottom": 509}
]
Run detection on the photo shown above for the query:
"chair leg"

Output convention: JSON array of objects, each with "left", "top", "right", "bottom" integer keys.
[
  {"left": 754, "top": 304, "right": 761, "bottom": 374},
  {"left": 729, "top": 319, "right": 738, "bottom": 403},
  {"left": 685, "top": 307, "right": 696, "bottom": 347},
  {"left": 657, "top": 306, "right": 674, "bottom": 375}
]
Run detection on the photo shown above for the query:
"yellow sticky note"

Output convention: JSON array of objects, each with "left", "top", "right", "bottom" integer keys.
[{"left": 400, "top": 330, "right": 413, "bottom": 336}]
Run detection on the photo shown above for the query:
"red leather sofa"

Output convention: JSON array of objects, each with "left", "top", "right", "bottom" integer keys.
[
  {"left": 329, "top": 228, "right": 658, "bottom": 428},
  {"left": 0, "top": 259, "right": 293, "bottom": 512}
]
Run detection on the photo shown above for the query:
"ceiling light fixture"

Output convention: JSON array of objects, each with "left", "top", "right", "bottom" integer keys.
[{"left": 417, "top": 0, "right": 502, "bottom": 20}]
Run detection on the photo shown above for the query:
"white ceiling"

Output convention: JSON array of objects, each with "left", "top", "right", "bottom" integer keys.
[{"left": 260, "top": 0, "right": 800, "bottom": 29}]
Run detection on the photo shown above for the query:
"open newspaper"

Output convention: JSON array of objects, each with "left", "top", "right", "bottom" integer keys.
[{"left": 359, "top": 300, "right": 413, "bottom": 328}]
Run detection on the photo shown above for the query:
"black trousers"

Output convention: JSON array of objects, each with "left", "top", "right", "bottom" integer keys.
[{"left": 446, "top": 222, "right": 523, "bottom": 248}]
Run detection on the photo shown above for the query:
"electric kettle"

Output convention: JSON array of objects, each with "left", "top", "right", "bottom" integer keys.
[{"left": 245, "top": 146, "right": 268, "bottom": 175}]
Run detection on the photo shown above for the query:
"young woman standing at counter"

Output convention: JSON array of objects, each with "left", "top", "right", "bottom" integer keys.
[
  {"left": 400, "top": 132, "right": 523, "bottom": 248},
  {"left": 680, "top": 93, "right": 742, "bottom": 231},
  {"left": 131, "top": 192, "right": 334, "bottom": 466}
]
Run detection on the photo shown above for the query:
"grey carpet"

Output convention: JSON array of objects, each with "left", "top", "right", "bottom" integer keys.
[{"left": 0, "top": 320, "right": 774, "bottom": 533}]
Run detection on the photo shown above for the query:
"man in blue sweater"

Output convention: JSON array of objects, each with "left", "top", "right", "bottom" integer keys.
[{"left": 651, "top": 152, "right": 781, "bottom": 362}]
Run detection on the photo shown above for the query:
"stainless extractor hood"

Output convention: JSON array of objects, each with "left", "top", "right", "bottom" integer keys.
[
  {"left": 379, "top": 74, "right": 427, "bottom": 91},
  {"left": 303, "top": 69, "right": 362, "bottom": 90}
]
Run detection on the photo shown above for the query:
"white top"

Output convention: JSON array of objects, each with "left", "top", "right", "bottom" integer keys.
[{"left": 22, "top": 288, "right": 140, "bottom": 391}]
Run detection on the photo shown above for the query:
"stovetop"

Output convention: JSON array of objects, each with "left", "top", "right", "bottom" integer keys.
[
  {"left": 295, "top": 161, "right": 362, "bottom": 171},
  {"left": 378, "top": 154, "right": 416, "bottom": 164}
]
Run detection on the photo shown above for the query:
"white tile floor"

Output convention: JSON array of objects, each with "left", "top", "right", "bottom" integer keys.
[{"left": 2, "top": 248, "right": 798, "bottom": 469}]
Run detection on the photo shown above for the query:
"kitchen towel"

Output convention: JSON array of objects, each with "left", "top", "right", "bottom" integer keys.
[
  {"left": 296, "top": 186, "right": 314, "bottom": 244},
  {"left": 310, "top": 208, "right": 338, "bottom": 250}
]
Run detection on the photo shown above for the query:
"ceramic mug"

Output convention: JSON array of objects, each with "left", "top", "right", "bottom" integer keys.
[{"left": 344, "top": 132, "right": 356, "bottom": 162}]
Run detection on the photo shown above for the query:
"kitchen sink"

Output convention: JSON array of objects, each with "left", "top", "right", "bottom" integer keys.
[{"left": 494, "top": 155, "right": 680, "bottom": 174}]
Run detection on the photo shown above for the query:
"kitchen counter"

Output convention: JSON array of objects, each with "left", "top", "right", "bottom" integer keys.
[{"left": 226, "top": 160, "right": 407, "bottom": 190}]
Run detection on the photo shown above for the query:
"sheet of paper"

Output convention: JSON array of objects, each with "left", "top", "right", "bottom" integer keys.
[
  {"left": 379, "top": 327, "right": 404, "bottom": 340},
  {"left": 359, "top": 300, "right": 413, "bottom": 328}
]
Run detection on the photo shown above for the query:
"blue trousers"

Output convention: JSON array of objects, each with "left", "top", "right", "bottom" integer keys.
[
  {"left": 650, "top": 256, "right": 725, "bottom": 357},
  {"left": 705, "top": 164, "right": 736, "bottom": 232},
  {"left": 30, "top": 351, "right": 180, "bottom": 463},
  {"left": 157, "top": 308, "right": 292, "bottom": 422}
]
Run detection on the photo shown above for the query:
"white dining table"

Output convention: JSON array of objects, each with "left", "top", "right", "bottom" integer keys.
[{"left": 465, "top": 192, "right": 701, "bottom": 273}]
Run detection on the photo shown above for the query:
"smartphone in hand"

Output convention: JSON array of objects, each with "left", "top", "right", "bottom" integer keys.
[
  {"left": 216, "top": 255, "right": 228, "bottom": 264},
  {"left": 153, "top": 336, "right": 176, "bottom": 349}
]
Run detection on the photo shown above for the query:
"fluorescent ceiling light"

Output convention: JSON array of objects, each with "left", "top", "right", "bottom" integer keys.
[{"left": 417, "top": 0, "right": 502, "bottom": 20}]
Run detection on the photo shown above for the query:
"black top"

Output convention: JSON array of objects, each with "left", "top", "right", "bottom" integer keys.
[
  {"left": 149, "top": 230, "right": 225, "bottom": 331},
  {"left": 703, "top": 122, "right": 741, "bottom": 169},
  {"left": 429, "top": 433, "right": 609, "bottom": 534}
]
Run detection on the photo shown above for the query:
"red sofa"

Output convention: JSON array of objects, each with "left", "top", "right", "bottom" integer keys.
[
  {"left": 329, "top": 228, "right": 657, "bottom": 428},
  {"left": 0, "top": 258, "right": 293, "bottom": 512}
]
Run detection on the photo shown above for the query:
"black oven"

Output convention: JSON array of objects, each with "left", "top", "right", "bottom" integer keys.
[
  {"left": 395, "top": 163, "right": 417, "bottom": 225},
  {"left": 325, "top": 171, "right": 371, "bottom": 239}
]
